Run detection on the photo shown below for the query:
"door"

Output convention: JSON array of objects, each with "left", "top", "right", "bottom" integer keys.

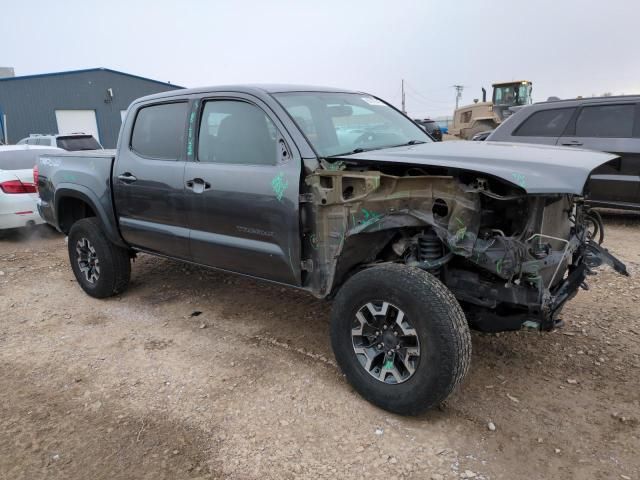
[
  {"left": 557, "top": 103, "right": 640, "bottom": 207},
  {"left": 508, "top": 107, "right": 576, "bottom": 145},
  {"left": 55, "top": 110, "right": 100, "bottom": 141},
  {"left": 113, "top": 101, "right": 192, "bottom": 258},
  {"left": 184, "top": 96, "right": 302, "bottom": 285}
]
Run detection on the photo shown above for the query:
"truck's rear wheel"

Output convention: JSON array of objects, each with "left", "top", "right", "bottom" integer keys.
[
  {"left": 68, "top": 217, "right": 131, "bottom": 298},
  {"left": 330, "top": 264, "right": 471, "bottom": 415}
]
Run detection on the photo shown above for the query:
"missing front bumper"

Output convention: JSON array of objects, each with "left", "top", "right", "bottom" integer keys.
[{"left": 451, "top": 239, "right": 628, "bottom": 333}]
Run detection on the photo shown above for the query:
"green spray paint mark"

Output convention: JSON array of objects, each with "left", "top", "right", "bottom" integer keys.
[
  {"left": 358, "top": 208, "right": 383, "bottom": 229},
  {"left": 511, "top": 172, "right": 526, "bottom": 189},
  {"left": 61, "top": 173, "right": 78, "bottom": 182},
  {"left": 271, "top": 172, "right": 289, "bottom": 201},
  {"left": 326, "top": 160, "right": 346, "bottom": 171},
  {"left": 187, "top": 110, "right": 196, "bottom": 158},
  {"left": 310, "top": 234, "right": 319, "bottom": 250},
  {"left": 454, "top": 227, "right": 467, "bottom": 243},
  {"left": 361, "top": 208, "right": 375, "bottom": 220},
  {"left": 496, "top": 258, "right": 503, "bottom": 275},
  {"left": 384, "top": 358, "right": 394, "bottom": 369}
]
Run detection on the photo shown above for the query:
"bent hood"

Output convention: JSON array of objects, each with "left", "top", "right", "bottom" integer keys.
[{"left": 334, "top": 140, "right": 617, "bottom": 194}]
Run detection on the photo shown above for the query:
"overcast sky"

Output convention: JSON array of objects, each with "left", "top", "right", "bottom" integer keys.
[{"left": 1, "top": 0, "right": 638, "bottom": 117}]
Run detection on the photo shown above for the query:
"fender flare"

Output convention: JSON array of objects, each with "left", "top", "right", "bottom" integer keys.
[{"left": 54, "top": 184, "right": 127, "bottom": 248}]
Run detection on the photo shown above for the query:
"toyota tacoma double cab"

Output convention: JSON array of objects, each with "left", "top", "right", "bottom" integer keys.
[{"left": 36, "top": 85, "right": 627, "bottom": 415}]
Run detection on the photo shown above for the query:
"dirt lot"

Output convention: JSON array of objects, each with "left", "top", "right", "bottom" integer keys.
[{"left": 1, "top": 215, "right": 639, "bottom": 480}]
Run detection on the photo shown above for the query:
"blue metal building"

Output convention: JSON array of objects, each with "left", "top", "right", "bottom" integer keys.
[{"left": 0, "top": 68, "right": 181, "bottom": 148}]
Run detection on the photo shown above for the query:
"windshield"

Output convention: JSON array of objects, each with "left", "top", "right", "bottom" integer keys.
[
  {"left": 56, "top": 135, "right": 102, "bottom": 151},
  {"left": 273, "top": 92, "right": 431, "bottom": 157},
  {"left": 493, "top": 84, "right": 532, "bottom": 106}
]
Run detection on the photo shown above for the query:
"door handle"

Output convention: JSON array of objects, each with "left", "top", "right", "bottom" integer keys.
[
  {"left": 117, "top": 172, "right": 137, "bottom": 183},
  {"left": 185, "top": 178, "right": 211, "bottom": 194},
  {"left": 561, "top": 140, "right": 583, "bottom": 147}
]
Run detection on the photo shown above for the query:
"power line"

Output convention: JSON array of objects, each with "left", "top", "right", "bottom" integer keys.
[
  {"left": 404, "top": 90, "right": 454, "bottom": 106},
  {"left": 404, "top": 81, "right": 454, "bottom": 105},
  {"left": 404, "top": 95, "right": 452, "bottom": 112}
]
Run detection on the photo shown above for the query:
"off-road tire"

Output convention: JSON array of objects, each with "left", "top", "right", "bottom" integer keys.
[
  {"left": 68, "top": 217, "right": 131, "bottom": 298},
  {"left": 331, "top": 264, "right": 471, "bottom": 415}
]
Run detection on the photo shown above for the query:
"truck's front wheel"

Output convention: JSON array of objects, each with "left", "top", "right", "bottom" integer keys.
[
  {"left": 68, "top": 217, "right": 131, "bottom": 298},
  {"left": 330, "top": 264, "right": 471, "bottom": 415}
]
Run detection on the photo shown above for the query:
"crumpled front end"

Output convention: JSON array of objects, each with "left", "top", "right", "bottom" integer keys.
[{"left": 302, "top": 166, "right": 627, "bottom": 332}]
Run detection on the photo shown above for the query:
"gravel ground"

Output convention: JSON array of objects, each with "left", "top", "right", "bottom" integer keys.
[{"left": 0, "top": 214, "right": 638, "bottom": 480}]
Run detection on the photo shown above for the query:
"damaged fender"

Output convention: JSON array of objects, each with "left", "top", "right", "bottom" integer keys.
[{"left": 301, "top": 166, "right": 628, "bottom": 332}]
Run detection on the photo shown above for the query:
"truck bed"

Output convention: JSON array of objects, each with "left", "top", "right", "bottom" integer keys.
[{"left": 37, "top": 150, "right": 119, "bottom": 241}]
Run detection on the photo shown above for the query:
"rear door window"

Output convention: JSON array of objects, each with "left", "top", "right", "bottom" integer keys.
[
  {"left": 575, "top": 104, "right": 635, "bottom": 138},
  {"left": 514, "top": 108, "right": 575, "bottom": 137},
  {"left": 131, "top": 102, "right": 188, "bottom": 160}
]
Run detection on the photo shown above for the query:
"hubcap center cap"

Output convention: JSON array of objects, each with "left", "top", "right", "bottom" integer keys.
[{"left": 382, "top": 329, "right": 398, "bottom": 349}]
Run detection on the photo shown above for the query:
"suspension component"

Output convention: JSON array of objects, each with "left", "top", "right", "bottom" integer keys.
[{"left": 409, "top": 230, "right": 452, "bottom": 275}]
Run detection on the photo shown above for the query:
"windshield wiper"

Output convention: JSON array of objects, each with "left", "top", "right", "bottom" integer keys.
[
  {"left": 328, "top": 141, "right": 427, "bottom": 158},
  {"left": 327, "top": 147, "right": 369, "bottom": 157}
]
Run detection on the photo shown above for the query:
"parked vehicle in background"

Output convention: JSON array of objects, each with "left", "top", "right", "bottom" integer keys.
[
  {"left": 0, "top": 145, "right": 62, "bottom": 230},
  {"left": 471, "top": 130, "right": 493, "bottom": 141},
  {"left": 487, "top": 96, "right": 640, "bottom": 210},
  {"left": 450, "top": 80, "right": 533, "bottom": 139},
  {"left": 17, "top": 133, "right": 103, "bottom": 151},
  {"left": 37, "top": 85, "right": 626, "bottom": 415},
  {"left": 414, "top": 118, "right": 443, "bottom": 141},
  {"left": 435, "top": 120, "right": 449, "bottom": 135}
]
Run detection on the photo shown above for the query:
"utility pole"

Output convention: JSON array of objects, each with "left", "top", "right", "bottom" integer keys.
[
  {"left": 401, "top": 79, "right": 406, "bottom": 114},
  {"left": 453, "top": 85, "right": 464, "bottom": 109}
]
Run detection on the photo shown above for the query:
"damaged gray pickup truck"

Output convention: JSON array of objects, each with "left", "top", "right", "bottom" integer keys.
[{"left": 36, "top": 85, "right": 627, "bottom": 414}]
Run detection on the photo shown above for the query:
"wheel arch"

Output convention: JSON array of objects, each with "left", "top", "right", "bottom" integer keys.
[
  {"left": 54, "top": 185, "right": 125, "bottom": 247},
  {"left": 327, "top": 227, "right": 417, "bottom": 298}
]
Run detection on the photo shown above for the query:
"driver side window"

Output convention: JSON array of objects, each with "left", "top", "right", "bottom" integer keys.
[{"left": 197, "top": 100, "right": 279, "bottom": 166}]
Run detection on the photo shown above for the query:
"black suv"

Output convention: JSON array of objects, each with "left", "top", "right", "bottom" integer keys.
[
  {"left": 414, "top": 118, "right": 443, "bottom": 141},
  {"left": 488, "top": 96, "right": 640, "bottom": 210}
]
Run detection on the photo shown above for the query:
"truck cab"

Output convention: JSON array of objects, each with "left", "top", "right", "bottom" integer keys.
[{"left": 114, "top": 90, "right": 305, "bottom": 284}]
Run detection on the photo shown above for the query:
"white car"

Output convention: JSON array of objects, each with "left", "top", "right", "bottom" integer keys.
[{"left": 0, "top": 145, "right": 62, "bottom": 230}]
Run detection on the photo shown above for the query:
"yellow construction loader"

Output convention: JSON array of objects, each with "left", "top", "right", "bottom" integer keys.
[{"left": 450, "top": 81, "right": 533, "bottom": 139}]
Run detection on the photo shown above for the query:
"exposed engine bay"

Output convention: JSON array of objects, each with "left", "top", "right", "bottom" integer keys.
[{"left": 301, "top": 162, "right": 628, "bottom": 332}]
